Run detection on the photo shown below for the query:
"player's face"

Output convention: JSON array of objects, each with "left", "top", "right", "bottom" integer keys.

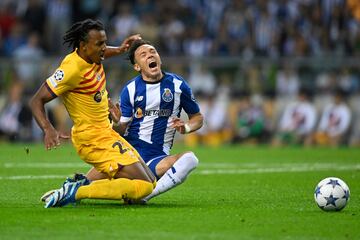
[
  {"left": 134, "top": 44, "right": 162, "bottom": 81},
  {"left": 82, "top": 29, "right": 107, "bottom": 64}
]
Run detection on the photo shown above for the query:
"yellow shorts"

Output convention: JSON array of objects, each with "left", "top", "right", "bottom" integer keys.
[{"left": 72, "top": 126, "right": 140, "bottom": 178}]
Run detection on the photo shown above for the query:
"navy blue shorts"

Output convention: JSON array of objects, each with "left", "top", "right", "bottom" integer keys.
[{"left": 146, "top": 155, "right": 167, "bottom": 180}]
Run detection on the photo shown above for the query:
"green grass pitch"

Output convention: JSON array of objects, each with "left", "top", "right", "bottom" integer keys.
[{"left": 0, "top": 143, "right": 359, "bottom": 239}]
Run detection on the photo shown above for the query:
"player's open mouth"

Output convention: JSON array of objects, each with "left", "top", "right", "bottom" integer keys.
[
  {"left": 100, "top": 52, "right": 105, "bottom": 60},
  {"left": 149, "top": 61, "right": 157, "bottom": 68}
]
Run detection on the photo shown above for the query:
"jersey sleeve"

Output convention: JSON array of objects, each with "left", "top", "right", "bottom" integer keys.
[
  {"left": 180, "top": 80, "right": 200, "bottom": 115},
  {"left": 46, "top": 64, "right": 76, "bottom": 96},
  {"left": 119, "top": 86, "right": 133, "bottom": 123}
]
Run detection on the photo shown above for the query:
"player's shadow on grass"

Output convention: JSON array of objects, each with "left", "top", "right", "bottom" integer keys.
[{"left": 78, "top": 201, "right": 195, "bottom": 209}]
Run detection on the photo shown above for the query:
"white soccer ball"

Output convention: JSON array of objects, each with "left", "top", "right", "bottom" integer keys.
[{"left": 314, "top": 177, "right": 350, "bottom": 211}]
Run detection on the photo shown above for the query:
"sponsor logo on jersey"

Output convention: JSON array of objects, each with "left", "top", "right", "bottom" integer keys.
[
  {"left": 94, "top": 91, "right": 102, "bottom": 103},
  {"left": 135, "top": 96, "right": 143, "bottom": 102},
  {"left": 162, "top": 88, "right": 173, "bottom": 102},
  {"left": 93, "top": 89, "right": 106, "bottom": 103},
  {"left": 135, "top": 107, "right": 143, "bottom": 118},
  {"left": 144, "top": 109, "right": 172, "bottom": 117},
  {"left": 54, "top": 69, "right": 64, "bottom": 81}
]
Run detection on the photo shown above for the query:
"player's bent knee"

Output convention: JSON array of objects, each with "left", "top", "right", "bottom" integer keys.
[{"left": 183, "top": 151, "right": 199, "bottom": 170}]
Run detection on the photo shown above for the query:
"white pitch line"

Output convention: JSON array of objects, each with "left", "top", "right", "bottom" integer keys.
[
  {"left": 0, "top": 163, "right": 359, "bottom": 180},
  {"left": 1, "top": 162, "right": 267, "bottom": 168},
  {"left": 3, "top": 162, "right": 88, "bottom": 168},
  {"left": 197, "top": 164, "right": 360, "bottom": 175},
  {"left": 0, "top": 175, "right": 66, "bottom": 180},
  {"left": 3, "top": 162, "right": 357, "bottom": 169}
]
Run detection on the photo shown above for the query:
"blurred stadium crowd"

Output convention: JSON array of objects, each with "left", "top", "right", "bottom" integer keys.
[{"left": 0, "top": 0, "right": 360, "bottom": 147}]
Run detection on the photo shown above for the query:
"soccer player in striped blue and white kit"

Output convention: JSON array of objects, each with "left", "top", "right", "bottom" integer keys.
[{"left": 108, "top": 39, "right": 204, "bottom": 202}]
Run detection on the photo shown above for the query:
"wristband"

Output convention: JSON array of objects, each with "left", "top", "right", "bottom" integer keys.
[{"left": 184, "top": 123, "right": 191, "bottom": 134}]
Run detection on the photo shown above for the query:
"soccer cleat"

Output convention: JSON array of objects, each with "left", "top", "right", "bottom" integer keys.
[
  {"left": 44, "top": 181, "right": 81, "bottom": 208},
  {"left": 72, "top": 173, "right": 91, "bottom": 185},
  {"left": 40, "top": 189, "right": 56, "bottom": 202},
  {"left": 40, "top": 173, "right": 90, "bottom": 202},
  {"left": 63, "top": 173, "right": 90, "bottom": 186}
]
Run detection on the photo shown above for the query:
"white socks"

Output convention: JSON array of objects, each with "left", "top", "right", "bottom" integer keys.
[{"left": 143, "top": 152, "right": 199, "bottom": 202}]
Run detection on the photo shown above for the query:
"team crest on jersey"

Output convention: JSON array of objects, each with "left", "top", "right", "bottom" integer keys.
[
  {"left": 162, "top": 88, "right": 173, "bottom": 102},
  {"left": 134, "top": 107, "right": 143, "bottom": 118},
  {"left": 96, "top": 73, "right": 101, "bottom": 81},
  {"left": 94, "top": 91, "right": 102, "bottom": 103},
  {"left": 54, "top": 70, "right": 64, "bottom": 81}
]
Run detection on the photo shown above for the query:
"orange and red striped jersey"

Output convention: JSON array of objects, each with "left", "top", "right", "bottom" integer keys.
[{"left": 46, "top": 50, "right": 110, "bottom": 133}]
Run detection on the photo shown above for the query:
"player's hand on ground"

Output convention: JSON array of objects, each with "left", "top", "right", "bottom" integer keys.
[
  {"left": 108, "top": 98, "right": 121, "bottom": 123},
  {"left": 119, "top": 34, "right": 141, "bottom": 52},
  {"left": 44, "top": 127, "right": 70, "bottom": 150},
  {"left": 171, "top": 117, "right": 186, "bottom": 134}
]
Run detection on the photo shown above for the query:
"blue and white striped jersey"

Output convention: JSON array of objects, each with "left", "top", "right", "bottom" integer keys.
[{"left": 119, "top": 72, "right": 200, "bottom": 162}]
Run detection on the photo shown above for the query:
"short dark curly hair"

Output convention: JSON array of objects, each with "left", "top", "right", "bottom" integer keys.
[{"left": 127, "top": 39, "right": 152, "bottom": 65}]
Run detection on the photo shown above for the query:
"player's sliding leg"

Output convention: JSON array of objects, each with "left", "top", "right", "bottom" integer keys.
[
  {"left": 143, "top": 151, "right": 198, "bottom": 202},
  {"left": 84, "top": 156, "right": 157, "bottom": 201},
  {"left": 40, "top": 173, "right": 91, "bottom": 202},
  {"left": 45, "top": 162, "right": 154, "bottom": 208},
  {"left": 76, "top": 160, "right": 155, "bottom": 202},
  {"left": 85, "top": 157, "right": 156, "bottom": 183},
  {"left": 45, "top": 160, "right": 156, "bottom": 205},
  {"left": 45, "top": 177, "right": 153, "bottom": 208},
  {"left": 76, "top": 178, "right": 152, "bottom": 200}
]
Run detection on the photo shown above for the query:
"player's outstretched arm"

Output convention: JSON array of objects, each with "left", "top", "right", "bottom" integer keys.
[
  {"left": 172, "top": 112, "right": 204, "bottom": 134},
  {"left": 108, "top": 98, "right": 129, "bottom": 135},
  {"left": 108, "top": 98, "right": 121, "bottom": 123},
  {"left": 104, "top": 34, "right": 141, "bottom": 59},
  {"left": 29, "top": 83, "right": 69, "bottom": 150}
]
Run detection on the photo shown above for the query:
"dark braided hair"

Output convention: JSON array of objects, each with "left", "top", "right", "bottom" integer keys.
[{"left": 63, "top": 19, "right": 104, "bottom": 50}]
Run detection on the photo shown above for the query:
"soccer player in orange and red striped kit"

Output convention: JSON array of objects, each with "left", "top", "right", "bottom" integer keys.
[{"left": 30, "top": 19, "right": 156, "bottom": 208}]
